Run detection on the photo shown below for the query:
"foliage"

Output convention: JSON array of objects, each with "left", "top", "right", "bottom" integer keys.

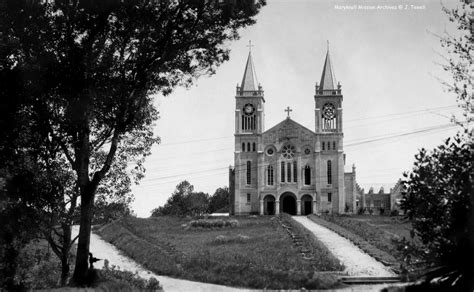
[
  {"left": 0, "top": 0, "right": 265, "bottom": 283},
  {"left": 13, "top": 239, "right": 77, "bottom": 290},
  {"left": 97, "top": 216, "right": 342, "bottom": 289},
  {"left": 438, "top": 1, "right": 473, "bottom": 130},
  {"left": 401, "top": 133, "right": 473, "bottom": 288},
  {"left": 151, "top": 181, "right": 210, "bottom": 217},
  {"left": 98, "top": 260, "right": 162, "bottom": 291},
  {"left": 189, "top": 218, "right": 239, "bottom": 228},
  {"left": 208, "top": 186, "right": 230, "bottom": 213}
]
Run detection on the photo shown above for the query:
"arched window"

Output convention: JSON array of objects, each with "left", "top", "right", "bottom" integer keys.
[
  {"left": 281, "top": 161, "right": 285, "bottom": 183},
  {"left": 247, "top": 142, "right": 251, "bottom": 152},
  {"left": 287, "top": 162, "right": 291, "bottom": 182},
  {"left": 304, "top": 165, "right": 311, "bottom": 185},
  {"left": 333, "top": 141, "right": 336, "bottom": 150},
  {"left": 267, "top": 165, "right": 274, "bottom": 185},
  {"left": 242, "top": 143, "right": 245, "bottom": 152},
  {"left": 246, "top": 161, "right": 251, "bottom": 184},
  {"left": 293, "top": 161, "right": 297, "bottom": 182},
  {"left": 253, "top": 142, "right": 256, "bottom": 152},
  {"left": 327, "top": 160, "right": 332, "bottom": 184},
  {"left": 322, "top": 142, "right": 325, "bottom": 151}
]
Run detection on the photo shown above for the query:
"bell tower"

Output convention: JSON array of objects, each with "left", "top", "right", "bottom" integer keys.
[
  {"left": 233, "top": 42, "right": 265, "bottom": 215},
  {"left": 314, "top": 45, "right": 345, "bottom": 213}
]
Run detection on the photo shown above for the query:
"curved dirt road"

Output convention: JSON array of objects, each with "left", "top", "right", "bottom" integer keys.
[{"left": 72, "top": 226, "right": 250, "bottom": 292}]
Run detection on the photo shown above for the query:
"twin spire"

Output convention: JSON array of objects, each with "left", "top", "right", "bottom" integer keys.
[
  {"left": 239, "top": 41, "right": 338, "bottom": 92},
  {"left": 240, "top": 50, "right": 259, "bottom": 92}
]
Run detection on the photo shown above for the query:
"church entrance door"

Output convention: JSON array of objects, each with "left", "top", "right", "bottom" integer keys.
[
  {"left": 301, "top": 194, "right": 313, "bottom": 215},
  {"left": 264, "top": 195, "right": 276, "bottom": 215},
  {"left": 280, "top": 192, "right": 297, "bottom": 215}
]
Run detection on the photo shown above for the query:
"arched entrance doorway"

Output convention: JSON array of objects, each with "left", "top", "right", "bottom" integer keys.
[
  {"left": 280, "top": 192, "right": 297, "bottom": 215},
  {"left": 301, "top": 194, "right": 313, "bottom": 215},
  {"left": 263, "top": 195, "right": 276, "bottom": 215}
]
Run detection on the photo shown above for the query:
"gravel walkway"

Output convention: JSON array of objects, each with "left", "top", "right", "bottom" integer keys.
[
  {"left": 71, "top": 226, "right": 250, "bottom": 292},
  {"left": 292, "top": 216, "right": 395, "bottom": 277}
]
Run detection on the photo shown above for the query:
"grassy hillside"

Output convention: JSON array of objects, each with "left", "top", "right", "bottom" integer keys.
[{"left": 97, "top": 216, "right": 344, "bottom": 289}]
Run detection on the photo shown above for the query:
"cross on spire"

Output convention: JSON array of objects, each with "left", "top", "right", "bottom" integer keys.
[
  {"left": 285, "top": 106, "right": 292, "bottom": 118},
  {"left": 246, "top": 40, "right": 254, "bottom": 52}
]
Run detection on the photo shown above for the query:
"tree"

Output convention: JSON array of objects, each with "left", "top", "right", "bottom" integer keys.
[
  {"left": 438, "top": 0, "right": 473, "bottom": 130},
  {"left": 208, "top": 186, "right": 230, "bottom": 213},
  {"left": 151, "top": 180, "right": 207, "bottom": 216},
  {"left": 401, "top": 134, "right": 472, "bottom": 289},
  {"left": 1, "top": 0, "right": 265, "bottom": 284},
  {"left": 400, "top": 1, "right": 473, "bottom": 289}
]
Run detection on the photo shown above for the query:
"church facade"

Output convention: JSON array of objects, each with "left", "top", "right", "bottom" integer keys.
[{"left": 229, "top": 48, "right": 360, "bottom": 216}]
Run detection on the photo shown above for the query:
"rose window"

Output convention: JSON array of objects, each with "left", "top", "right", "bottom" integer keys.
[{"left": 281, "top": 144, "right": 296, "bottom": 159}]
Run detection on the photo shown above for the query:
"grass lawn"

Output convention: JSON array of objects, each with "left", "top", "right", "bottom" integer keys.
[
  {"left": 97, "top": 216, "right": 344, "bottom": 289},
  {"left": 309, "top": 214, "right": 423, "bottom": 273}
]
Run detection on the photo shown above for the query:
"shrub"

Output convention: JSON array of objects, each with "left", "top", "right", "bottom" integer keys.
[
  {"left": 390, "top": 209, "right": 399, "bottom": 217},
  {"left": 212, "top": 234, "right": 250, "bottom": 245},
  {"left": 357, "top": 207, "right": 366, "bottom": 215},
  {"left": 98, "top": 259, "right": 162, "bottom": 290},
  {"left": 189, "top": 219, "right": 239, "bottom": 228}
]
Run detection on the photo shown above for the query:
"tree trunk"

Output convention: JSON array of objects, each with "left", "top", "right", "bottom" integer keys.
[
  {"left": 71, "top": 189, "right": 94, "bottom": 285},
  {"left": 60, "top": 223, "right": 72, "bottom": 286}
]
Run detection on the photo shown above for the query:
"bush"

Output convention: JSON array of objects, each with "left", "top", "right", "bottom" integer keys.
[
  {"left": 390, "top": 209, "right": 399, "bottom": 217},
  {"left": 98, "top": 259, "right": 162, "bottom": 291},
  {"left": 212, "top": 234, "right": 250, "bottom": 245},
  {"left": 357, "top": 207, "right": 366, "bottom": 215},
  {"left": 189, "top": 219, "right": 239, "bottom": 228}
]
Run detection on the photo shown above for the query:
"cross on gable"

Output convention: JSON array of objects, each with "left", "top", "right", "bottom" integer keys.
[{"left": 285, "top": 106, "right": 292, "bottom": 118}]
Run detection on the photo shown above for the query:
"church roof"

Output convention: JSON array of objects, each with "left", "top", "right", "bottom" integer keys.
[
  {"left": 240, "top": 51, "right": 259, "bottom": 91},
  {"left": 264, "top": 117, "right": 315, "bottom": 136},
  {"left": 319, "top": 48, "right": 337, "bottom": 90}
]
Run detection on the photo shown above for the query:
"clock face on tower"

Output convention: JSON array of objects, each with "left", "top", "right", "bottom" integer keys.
[
  {"left": 243, "top": 104, "right": 255, "bottom": 115},
  {"left": 322, "top": 103, "right": 336, "bottom": 119}
]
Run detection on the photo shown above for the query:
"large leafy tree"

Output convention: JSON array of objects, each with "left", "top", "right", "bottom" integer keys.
[
  {"left": 208, "top": 186, "right": 230, "bottom": 213},
  {"left": 400, "top": 0, "right": 473, "bottom": 289},
  {"left": 401, "top": 134, "right": 472, "bottom": 288},
  {"left": 0, "top": 0, "right": 264, "bottom": 284}
]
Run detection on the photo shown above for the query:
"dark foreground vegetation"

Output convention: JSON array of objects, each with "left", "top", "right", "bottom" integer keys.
[
  {"left": 7, "top": 238, "right": 161, "bottom": 291},
  {"left": 97, "top": 215, "right": 344, "bottom": 290}
]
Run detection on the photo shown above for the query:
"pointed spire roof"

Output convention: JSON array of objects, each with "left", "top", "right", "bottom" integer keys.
[
  {"left": 319, "top": 44, "right": 337, "bottom": 90},
  {"left": 240, "top": 51, "right": 259, "bottom": 91}
]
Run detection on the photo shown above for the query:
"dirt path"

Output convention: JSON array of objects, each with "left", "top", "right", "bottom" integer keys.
[
  {"left": 292, "top": 217, "right": 395, "bottom": 277},
  {"left": 71, "top": 226, "right": 250, "bottom": 292}
]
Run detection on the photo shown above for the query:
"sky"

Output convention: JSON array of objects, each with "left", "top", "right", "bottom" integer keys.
[{"left": 131, "top": 0, "right": 464, "bottom": 217}]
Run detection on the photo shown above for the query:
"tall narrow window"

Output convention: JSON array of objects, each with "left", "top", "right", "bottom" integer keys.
[
  {"left": 293, "top": 161, "right": 297, "bottom": 182},
  {"left": 287, "top": 162, "right": 291, "bottom": 182},
  {"left": 247, "top": 142, "right": 251, "bottom": 152},
  {"left": 247, "top": 193, "right": 251, "bottom": 202},
  {"left": 242, "top": 143, "right": 245, "bottom": 152},
  {"left": 304, "top": 165, "right": 311, "bottom": 185},
  {"left": 328, "top": 192, "right": 332, "bottom": 202},
  {"left": 333, "top": 141, "right": 336, "bottom": 150},
  {"left": 281, "top": 161, "right": 285, "bottom": 182},
  {"left": 253, "top": 142, "right": 256, "bottom": 152},
  {"left": 246, "top": 161, "right": 251, "bottom": 184},
  {"left": 267, "top": 165, "right": 274, "bottom": 185},
  {"left": 322, "top": 142, "right": 325, "bottom": 151},
  {"left": 327, "top": 160, "right": 332, "bottom": 184}
]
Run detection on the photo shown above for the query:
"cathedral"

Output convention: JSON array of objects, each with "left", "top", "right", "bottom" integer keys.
[{"left": 229, "top": 47, "right": 360, "bottom": 216}]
